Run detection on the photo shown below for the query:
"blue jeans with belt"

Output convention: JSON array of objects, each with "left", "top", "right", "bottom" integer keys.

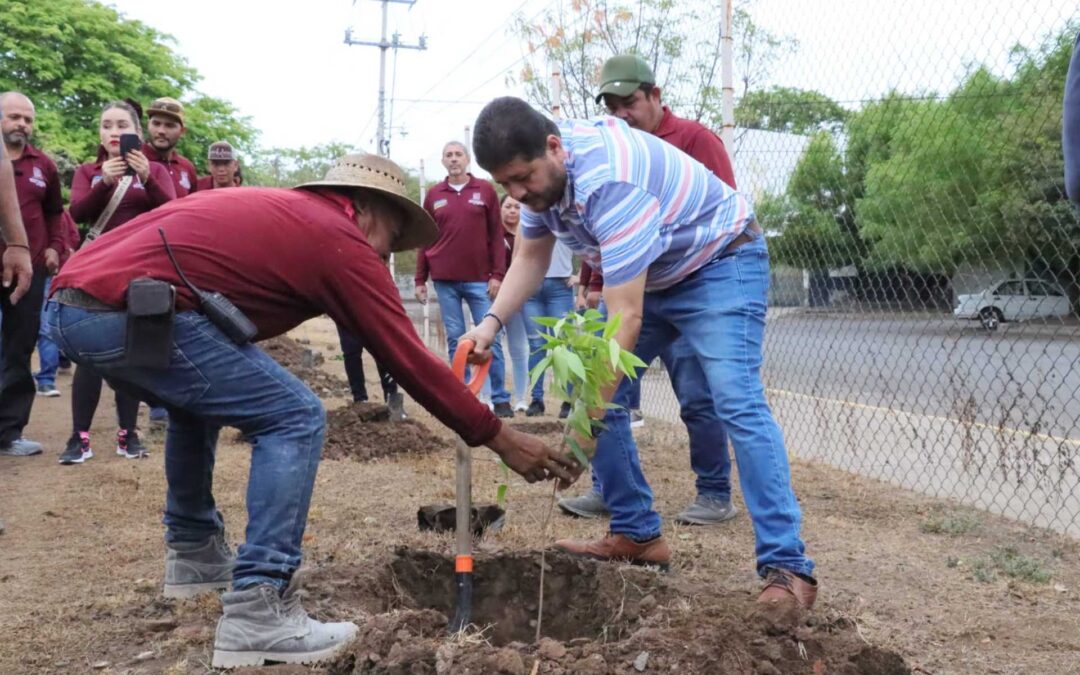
[
  {"left": 592, "top": 237, "right": 813, "bottom": 578},
  {"left": 47, "top": 302, "right": 325, "bottom": 591}
]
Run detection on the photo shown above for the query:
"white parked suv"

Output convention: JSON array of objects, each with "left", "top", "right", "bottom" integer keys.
[{"left": 954, "top": 278, "right": 1072, "bottom": 330}]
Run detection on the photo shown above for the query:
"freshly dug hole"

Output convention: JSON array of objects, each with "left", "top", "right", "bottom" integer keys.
[{"left": 387, "top": 548, "right": 670, "bottom": 645}]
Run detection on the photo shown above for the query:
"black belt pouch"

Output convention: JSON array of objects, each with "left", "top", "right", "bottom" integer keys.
[{"left": 125, "top": 278, "right": 176, "bottom": 369}]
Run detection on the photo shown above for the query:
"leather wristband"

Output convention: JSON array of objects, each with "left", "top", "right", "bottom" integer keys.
[{"left": 483, "top": 311, "right": 505, "bottom": 332}]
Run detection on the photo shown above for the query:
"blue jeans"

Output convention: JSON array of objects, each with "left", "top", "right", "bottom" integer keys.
[
  {"left": 593, "top": 237, "right": 812, "bottom": 578},
  {"left": 522, "top": 277, "right": 576, "bottom": 401},
  {"left": 48, "top": 303, "right": 325, "bottom": 591},
  {"left": 590, "top": 337, "right": 732, "bottom": 501},
  {"left": 34, "top": 276, "right": 60, "bottom": 386},
  {"left": 504, "top": 311, "right": 530, "bottom": 404},
  {"left": 433, "top": 280, "right": 509, "bottom": 404}
]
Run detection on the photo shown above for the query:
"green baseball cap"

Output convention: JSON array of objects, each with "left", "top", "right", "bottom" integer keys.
[{"left": 594, "top": 54, "right": 656, "bottom": 103}]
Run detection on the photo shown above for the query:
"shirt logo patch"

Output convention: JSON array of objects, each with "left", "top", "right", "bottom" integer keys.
[
  {"left": 179, "top": 171, "right": 191, "bottom": 189},
  {"left": 433, "top": 198, "right": 448, "bottom": 210},
  {"left": 91, "top": 175, "right": 103, "bottom": 187},
  {"left": 29, "top": 166, "right": 46, "bottom": 188},
  {"left": 468, "top": 191, "right": 484, "bottom": 206}
]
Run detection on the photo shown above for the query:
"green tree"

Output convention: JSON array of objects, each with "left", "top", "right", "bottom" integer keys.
[
  {"left": 511, "top": 0, "right": 796, "bottom": 122},
  {"left": 0, "top": 0, "right": 256, "bottom": 169},
  {"left": 736, "top": 86, "right": 848, "bottom": 134}
]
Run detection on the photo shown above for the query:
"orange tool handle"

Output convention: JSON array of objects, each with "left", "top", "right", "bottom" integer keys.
[{"left": 452, "top": 338, "right": 492, "bottom": 395}]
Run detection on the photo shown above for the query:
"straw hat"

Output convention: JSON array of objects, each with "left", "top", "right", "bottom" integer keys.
[{"left": 298, "top": 153, "right": 437, "bottom": 252}]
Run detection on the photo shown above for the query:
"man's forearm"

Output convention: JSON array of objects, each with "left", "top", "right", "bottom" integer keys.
[{"left": 487, "top": 235, "right": 553, "bottom": 321}]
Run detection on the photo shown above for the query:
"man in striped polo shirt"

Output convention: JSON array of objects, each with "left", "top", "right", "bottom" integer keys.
[{"left": 465, "top": 97, "right": 817, "bottom": 610}]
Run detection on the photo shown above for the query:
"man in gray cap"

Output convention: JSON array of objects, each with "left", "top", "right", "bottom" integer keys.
[
  {"left": 198, "top": 141, "right": 240, "bottom": 190},
  {"left": 48, "top": 152, "right": 581, "bottom": 667}
]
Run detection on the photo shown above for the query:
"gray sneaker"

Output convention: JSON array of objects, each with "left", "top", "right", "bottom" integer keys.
[
  {"left": 0, "top": 438, "right": 44, "bottom": 456},
  {"left": 674, "top": 495, "right": 738, "bottom": 526},
  {"left": 211, "top": 577, "right": 359, "bottom": 668},
  {"left": 163, "top": 532, "right": 235, "bottom": 598},
  {"left": 557, "top": 489, "right": 609, "bottom": 519}
]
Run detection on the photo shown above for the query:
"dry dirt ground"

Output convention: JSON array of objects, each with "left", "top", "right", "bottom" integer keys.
[{"left": 1, "top": 317, "right": 1079, "bottom": 674}]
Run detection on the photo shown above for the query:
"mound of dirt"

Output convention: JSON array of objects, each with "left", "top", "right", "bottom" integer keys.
[
  {"left": 508, "top": 420, "right": 566, "bottom": 436},
  {"left": 322, "top": 402, "right": 450, "bottom": 461},
  {"left": 304, "top": 548, "right": 910, "bottom": 675},
  {"left": 261, "top": 335, "right": 350, "bottom": 397}
]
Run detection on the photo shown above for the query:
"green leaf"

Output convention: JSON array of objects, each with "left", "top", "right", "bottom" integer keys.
[
  {"left": 552, "top": 346, "right": 569, "bottom": 383},
  {"left": 603, "top": 312, "right": 623, "bottom": 340},
  {"left": 618, "top": 350, "right": 649, "bottom": 377},
  {"left": 565, "top": 351, "right": 587, "bottom": 381},
  {"left": 608, "top": 338, "right": 621, "bottom": 369},
  {"left": 529, "top": 355, "right": 552, "bottom": 388},
  {"left": 565, "top": 436, "right": 591, "bottom": 467},
  {"left": 530, "top": 316, "right": 561, "bottom": 328},
  {"left": 496, "top": 484, "right": 508, "bottom": 507}
]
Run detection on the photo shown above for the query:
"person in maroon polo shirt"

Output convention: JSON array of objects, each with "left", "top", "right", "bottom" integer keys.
[
  {"left": 0, "top": 91, "right": 64, "bottom": 457},
  {"left": 142, "top": 97, "right": 199, "bottom": 198},
  {"left": 415, "top": 141, "right": 513, "bottom": 417},
  {"left": 556, "top": 54, "right": 741, "bottom": 527},
  {"left": 63, "top": 100, "right": 177, "bottom": 465},
  {"left": 45, "top": 153, "right": 579, "bottom": 667},
  {"left": 196, "top": 141, "right": 240, "bottom": 191}
]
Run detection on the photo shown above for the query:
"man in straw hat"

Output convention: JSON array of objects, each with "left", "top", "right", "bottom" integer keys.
[{"left": 46, "top": 152, "right": 581, "bottom": 668}]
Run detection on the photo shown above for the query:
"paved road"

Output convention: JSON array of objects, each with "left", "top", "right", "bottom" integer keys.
[{"left": 636, "top": 311, "right": 1080, "bottom": 536}]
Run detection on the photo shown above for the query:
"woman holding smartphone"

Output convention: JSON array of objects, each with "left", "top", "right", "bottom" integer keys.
[{"left": 60, "top": 100, "right": 176, "bottom": 466}]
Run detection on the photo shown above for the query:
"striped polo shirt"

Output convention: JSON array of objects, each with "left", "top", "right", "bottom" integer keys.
[{"left": 520, "top": 117, "right": 754, "bottom": 291}]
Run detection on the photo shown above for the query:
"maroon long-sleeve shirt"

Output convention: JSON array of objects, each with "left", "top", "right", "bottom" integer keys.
[
  {"left": 52, "top": 187, "right": 502, "bottom": 447},
  {"left": 70, "top": 147, "right": 176, "bottom": 233},
  {"left": 4, "top": 143, "right": 64, "bottom": 270},
  {"left": 415, "top": 174, "right": 506, "bottom": 285}
]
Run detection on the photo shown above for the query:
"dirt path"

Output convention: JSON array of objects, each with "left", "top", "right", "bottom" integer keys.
[{"left": 1, "top": 316, "right": 1078, "bottom": 674}]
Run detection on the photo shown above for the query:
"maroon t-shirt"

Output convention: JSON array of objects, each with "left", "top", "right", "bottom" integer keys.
[
  {"left": 52, "top": 187, "right": 502, "bottom": 447},
  {"left": 415, "top": 175, "right": 506, "bottom": 284},
  {"left": 70, "top": 148, "right": 177, "bottom": 233},
  {"left": 654, "top": 106, "right": 737, "bottom": 189},
  {"left": 5, "top": 143, "right": 64, "bottom": 270},
  {"left": 142, "top": 143, "right": 199, "bottom": 198}
]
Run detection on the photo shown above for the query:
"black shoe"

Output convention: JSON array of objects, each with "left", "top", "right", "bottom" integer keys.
[
  {"left": 59, "top": 433, "right": 93, "bottom": 465},
  {"left": 117, "top": 429, "right": 149, "bottom": 459},
  {"left": 558, "top": 402, "right": 572, "bottom": 419},
  {"left": 526, "top": 400, "right": 545, "bottom": 417},
  {"left": 493, "top": 402, "right": 514, "bottom": 418}
]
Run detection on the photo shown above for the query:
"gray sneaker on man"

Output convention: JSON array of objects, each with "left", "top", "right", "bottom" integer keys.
[
  {"left": 163, "top": 531, "right": 235, "bottom": 598},
  {"left": 211, "top": 577, "right": 359, "bottom": 668},
  {"left": 0, "top": 438, "right": 44, "bottom": 456},
  {"left": 557, "top": 488, "right": 609, "bottom": 519},
  {"left": 674, "top": 495, "right": 738, "bottom": 526}
]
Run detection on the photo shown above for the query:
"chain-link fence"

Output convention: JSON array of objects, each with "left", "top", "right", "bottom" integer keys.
[{"left": 407, "top": 1, "right": 1080, "bottom": 537}]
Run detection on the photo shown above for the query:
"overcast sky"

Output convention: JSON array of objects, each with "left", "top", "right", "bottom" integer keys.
[{"left": 106, "top": 0, "right": 1077, "bottom": 178}]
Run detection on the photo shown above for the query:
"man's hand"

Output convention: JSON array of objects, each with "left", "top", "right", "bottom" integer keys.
[
  {"left": 487, "top": 278, "right": 502, "bottom": 299},
  {"left": 585, "top": 290, "right": 602, "bottom": 309},
  {"left": 43, "top": 247, "right": 59, "bottom": 274},
  {"left": 2, "top": 245, "right": 32, "bottom": 304},
  {"left": 460, "top": 315, "right": 500, "bottom": 365},
  {"left": 414, "top": 284, "right": 427, "bottom": 304},
  {"left": 487, "top": 425, "right": 583, "bottom": 488}
]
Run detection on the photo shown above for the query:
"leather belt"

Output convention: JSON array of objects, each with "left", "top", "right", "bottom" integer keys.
[
  {"left": 721, "top": 220, "right": 763, "bottom": 256},
  {"left": 54, "top": 287, "right": 117, "bottom": 311}
]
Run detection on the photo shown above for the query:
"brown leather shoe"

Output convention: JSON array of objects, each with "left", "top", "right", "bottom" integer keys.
[
  {"left": 554, "top": 533, "right": 671, "bottom": 571},
  {"left": 757, "top": 567, "right": 818, "bottom": 609}
]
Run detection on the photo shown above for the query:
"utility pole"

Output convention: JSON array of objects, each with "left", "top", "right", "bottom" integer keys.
[
  {"left": 345, "top": 0, "right": 427, "bottom": 157},
  {"left": 720, "top": 0, "right": 735, "bottom": 149}
]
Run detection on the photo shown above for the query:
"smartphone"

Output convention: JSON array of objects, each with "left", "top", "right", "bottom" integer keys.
[{"left": 119, "top": 133, "right": 141, "bottom": 175}]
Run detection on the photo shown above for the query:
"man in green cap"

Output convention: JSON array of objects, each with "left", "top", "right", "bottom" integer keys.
[{"left": 557, "top": 53, "right": 745, "bottom": 529}]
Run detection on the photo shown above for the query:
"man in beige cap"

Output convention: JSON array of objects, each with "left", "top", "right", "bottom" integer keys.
[
  {"left": 143, "top": 96, "right": 199, "bottom": 198},
  {"left": 197, "top": 141, "right": 240, "bottom": 190},
  {"left": 47, "top": 152, "right": 581, "bottom": 667}
]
